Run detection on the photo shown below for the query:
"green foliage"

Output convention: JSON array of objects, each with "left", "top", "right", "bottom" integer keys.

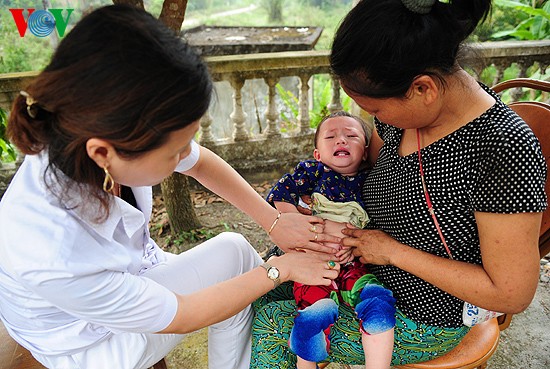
[
  {"left": 173, "top": 227, "right": 217, "bottom": 243},
  {"left": 493, "top": 65, "right": 550, "bottom": 104},
  {"left": 260, "top": 0, "right": 284, "bottom": 22},
  {"left": 472, "top": 5, "right": 510, "bottom": 41},
  {"left": 478, "top": 61, "right": 549, "bottom": 86},
  {"left": 0, "top": 1, "right": 113, "bottom": 73},
  {"left": 309, "top": 75, "right": 352, "bottom": 128},
  {"left": 169, "top": 221, "right": 229, "bottom": 245},
  {"left": 0, "top": 0, "right": 351, "bottom": 58},
  {"left": 490, "top": 0, "right": 550, "bottom": 40},
  {"left": 0, "top": 9, "right": 54, "bottom": 73},
  {"left": 0, "top": 107, "right": 17, "bottom": 163},
  {"left": 276, "top": 75, "right": 352, "bottom": 131},
  {"left": 275, "top": 83, "right": 299, "bottom": 132},
  {"left": 478, "top": 64, "right": 519, "bottom": 86},
  {"left": 309, "top": 78, "right": 333, "bottom": 127}
]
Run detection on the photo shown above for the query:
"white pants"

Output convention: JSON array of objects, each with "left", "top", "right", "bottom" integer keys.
[{"left": 33, "top": 232, "right": 263, "bottom": 369}]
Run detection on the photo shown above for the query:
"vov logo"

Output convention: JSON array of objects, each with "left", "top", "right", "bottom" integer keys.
[{"left": 9, "top": 9, "right": 74, "bottom": 37}]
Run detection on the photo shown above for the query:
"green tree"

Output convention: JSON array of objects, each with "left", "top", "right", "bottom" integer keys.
[
  {"left": 0, "top": 107, "right": 16, "bottom": 163},
  {"left": 0, "top": 0, "right": 113, "bottom": 73},
  {"left": 261, "top": 0, "right": 284, "bottom": 23},
  {"left": 490, "top": 0, "right": 550, "bottom": 40}
]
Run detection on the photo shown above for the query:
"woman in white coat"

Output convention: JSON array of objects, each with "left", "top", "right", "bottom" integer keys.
[{"left": 0, "top": 5, "right": 341, "bottom": 369}]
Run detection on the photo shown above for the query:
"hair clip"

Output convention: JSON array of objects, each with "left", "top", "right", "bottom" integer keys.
[{"left": 20, "top": 90, "right": 38, "bottom": 119}]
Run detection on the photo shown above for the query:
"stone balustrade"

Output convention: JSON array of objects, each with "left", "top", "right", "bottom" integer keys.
[{"left": 1, "top": 40, "right": 549, "bottom": 185}]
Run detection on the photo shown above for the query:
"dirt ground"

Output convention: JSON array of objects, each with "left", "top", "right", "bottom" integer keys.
[{"left": 150, "top": 180, "right": 276, "bottom": 257}]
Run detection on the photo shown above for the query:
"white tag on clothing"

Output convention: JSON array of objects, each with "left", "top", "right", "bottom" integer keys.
[
  {"left": 298, "top": 198, "right": 311, "bottom": 210},
  {"left": 462, "top": 302, "right": 504, "bottom": 327}
]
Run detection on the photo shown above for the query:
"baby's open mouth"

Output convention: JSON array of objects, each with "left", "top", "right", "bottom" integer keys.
[{"left": 334, "top": 149, "right": 350, "bottom": 156}]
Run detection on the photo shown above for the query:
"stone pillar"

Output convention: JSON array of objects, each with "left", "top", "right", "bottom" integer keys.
[
  {"left": 328, "top": 75, "right": 343, "bottom": 113},
  {"left": 229, "top": 76, "right": 249, "bottom": 141},
  {"left": 492, "top": 61, "right": 507, "bottom": 87},
  {"left": 263, "top": 77, "right": 281, "bottom": 137},
  {"left": 199, "top": 111, "right": 215, "bottom": 144},
  {"left": 298, "top": 73, "right": 312, "bottom": 134}
]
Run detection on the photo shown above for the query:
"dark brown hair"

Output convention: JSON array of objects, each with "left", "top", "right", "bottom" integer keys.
[
  {"left": 314, "top": 110, "right": 370, "bottom": 148},
  {"left": 331, "top": 0, "right": 492, "bottom": 98},
  {"left": 8, "top": 5, "right": 212, "bottom": 216}
]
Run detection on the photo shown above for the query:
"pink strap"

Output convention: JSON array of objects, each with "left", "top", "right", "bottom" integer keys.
[{"left": 416, "top": 129, "right": 454, "bottom": 260}]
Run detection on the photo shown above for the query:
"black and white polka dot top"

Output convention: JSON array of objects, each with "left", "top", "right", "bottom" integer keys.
[{"left": 362, "top": 86, "right": 547, "bottom": 327}]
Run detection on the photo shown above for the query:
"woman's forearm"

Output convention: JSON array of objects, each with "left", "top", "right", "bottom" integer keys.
[
  {"left": 183, "top": 146, "right": 279, "bottom": 232},
  {"left": 159, "top": 252, "right": 340, "bottom": 333},
  {"left": 160, "top": 266, "right": 273, "bottom": 333},
  {"left": 344, "top": 212, "right": 542, "bottom": 313},
  {"left": 390, "top": 245, "right": 503, "bottom": 309}
]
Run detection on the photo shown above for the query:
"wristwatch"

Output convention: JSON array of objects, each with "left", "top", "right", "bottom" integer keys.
[{"left": 260, "top": 263, "right": 281, "bottom": 288}]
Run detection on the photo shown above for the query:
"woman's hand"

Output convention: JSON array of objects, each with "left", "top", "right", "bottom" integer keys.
[
  {"left": 341, "top": 226, "right": 400, "bottom": 265},
  {"left": 269, "top": 213, "right": 342, "bottom": 254},
  {"left": 269, "top": 251, "right": 340, "bottom": 286},
  {"left": 323, "top": 220, "right": 398, "bottom": 265}
]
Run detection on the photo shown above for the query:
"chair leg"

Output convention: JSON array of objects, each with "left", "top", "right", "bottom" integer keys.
[{"left": 151, "top": 358, "right": 168, "bottom": 369}]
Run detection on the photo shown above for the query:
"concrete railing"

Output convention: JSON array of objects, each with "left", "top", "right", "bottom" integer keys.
[{"left": 1, "top": 40, "right": 549, "bottom": 184}]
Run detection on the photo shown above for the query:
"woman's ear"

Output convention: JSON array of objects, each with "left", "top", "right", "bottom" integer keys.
[
  {"left": 86, "top": 138, "right": 115, "bottom": 169},
  {"left": 411, "top": 75, "right": 439, "bottom": 105}
]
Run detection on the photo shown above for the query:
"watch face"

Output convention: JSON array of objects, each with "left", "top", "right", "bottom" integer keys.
[{"left": 267, "top": 267, "right": 280, "bottom": 279}]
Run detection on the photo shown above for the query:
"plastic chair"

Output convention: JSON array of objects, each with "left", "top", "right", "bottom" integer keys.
[{"left": 0, "top": 321, "right": 168, "bottom": 369}]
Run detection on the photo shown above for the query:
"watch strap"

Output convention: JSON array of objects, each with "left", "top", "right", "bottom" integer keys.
[{"left": 260, "top": 263, "right": 281, "bottom": 288}]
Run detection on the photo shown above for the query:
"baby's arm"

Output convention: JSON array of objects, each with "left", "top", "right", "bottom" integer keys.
[{"left": 274, "top": 201, "right": 301, "bottom": 214}]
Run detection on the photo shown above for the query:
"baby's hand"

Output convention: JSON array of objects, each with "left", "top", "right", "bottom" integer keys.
[
  {"left": 323, "top": 241, "right": 341, "bottom": 251},
  {"left": 336, "top": 246, "right": 354, "bottom": 264},
  {"left": 297, "top": 196, "right": 313, "bottom": 215}
]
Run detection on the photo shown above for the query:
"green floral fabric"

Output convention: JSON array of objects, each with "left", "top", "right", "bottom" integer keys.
[{"left": 251, "top": 282, "right": 469, "bottom": 368}]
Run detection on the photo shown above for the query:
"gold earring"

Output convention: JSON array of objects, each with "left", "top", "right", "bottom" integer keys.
[{"left": 103, "top": 167, "right": 114, "bottom": 193}]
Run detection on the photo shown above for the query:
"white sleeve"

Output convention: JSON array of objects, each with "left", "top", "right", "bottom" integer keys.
[
  {"left": 16, "top": 260, "right": 178, "bottom": 334},
  {"left": 5, "top": 215, "right": 178, "bottom": 334},
  {"left": 174, "top": 140, "right": 200, "bottom": 173}
]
